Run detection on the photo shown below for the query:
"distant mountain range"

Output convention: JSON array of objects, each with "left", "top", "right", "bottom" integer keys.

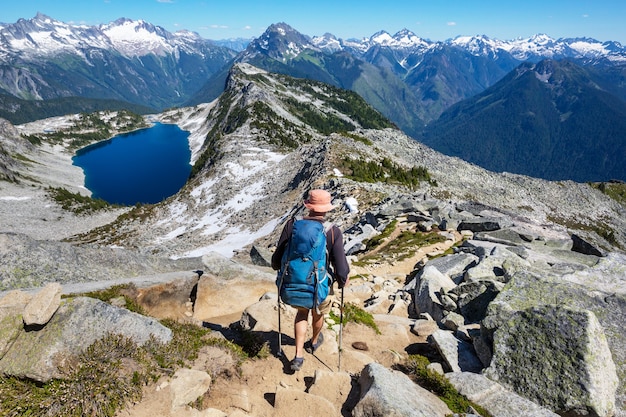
[
  {"left": 1, "top": 15, "right": 625, "bottom": 181},
  {"left": 0, "top": 13, "right": 237, "bottom": 112}
]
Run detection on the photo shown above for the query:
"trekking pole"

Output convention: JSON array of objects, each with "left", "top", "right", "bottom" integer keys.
[
  {"left": 338, "top": 286, "right": 344, "bottom": 372},
  {"left": 277, "top": 294, "right": 283, "bottom": 358}
]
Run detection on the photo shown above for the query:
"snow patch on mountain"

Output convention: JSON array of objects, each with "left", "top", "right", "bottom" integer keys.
[{"left": 101, "top": 19, "right": 175, "bottom": 57}]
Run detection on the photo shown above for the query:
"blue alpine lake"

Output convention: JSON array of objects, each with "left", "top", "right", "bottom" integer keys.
[{"left": 72, "top": 123, "right": 192, "bottom": 206}]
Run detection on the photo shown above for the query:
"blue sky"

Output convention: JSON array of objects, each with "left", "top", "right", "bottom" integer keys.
[{"left": 2, "top": 0, "right": 625, "bottom": 43}]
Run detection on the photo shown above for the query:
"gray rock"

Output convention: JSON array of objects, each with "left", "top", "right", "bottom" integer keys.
[
  {"left": 249, "top": 245, "right": 272, "bottom": 267},
  {"left": 239, "top": 297, "right": 281, "bottom": 332},
  {"left": 484, "top": 304, "right": 618, "bottom": 416},
  {"left": 353, "top": 362, "right": 452, "bottom": 417},
  {"left": 202, "top": 251, "right": 275, "bottom": 281},
  {"left": 423, "top": 252, "right": 479, "bottom": 284},
  {"left": 428, "top": 329, "right": 483, "bottom": 373},
  {"left": 457, "top": 216, "right": 511, "bottom": 233},
  {"left": 446, "top": 372, "right": 560, "bottom": 417},
  {"left": 345, "top": 223, "right": 378, "bottom": 255},
  {"left": 452, "top": 280, "right": 503, "bottom": 323},
  {"left": 0, "top": 296, "right": 172, "bottom": 382},
  {"left": 0, "top": 290, "right": 32, "bottom": 358},
  {"left": 571, "top": 233, "right": 605, "bottom": 257},
  {"left": 441, "top": 311, "right": 465, "bottom": 331},
  {"left": 414, "top": 265, "right": 457, "bottom": 322},
  {"left": 473, "top": 228, "right": 531, "bottom": 246},
  {"left": 483, "top": 254, "right": 626, "bottom": 415},
  {"left": 169, "top": 368, "right": 212, "bottom": 410},
  {"left": 22, "top": 282, "right": 62, "bottom": 326}
]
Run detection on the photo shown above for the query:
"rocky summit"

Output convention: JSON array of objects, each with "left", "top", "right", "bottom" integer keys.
[{"left": 0, "top": 63, "right": 625, "bottom": 417}]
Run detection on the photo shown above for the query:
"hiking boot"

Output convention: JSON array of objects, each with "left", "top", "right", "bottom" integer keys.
[
  {"left": 290, "top": 357, "right": 304, "bottom": 372},
  {"left": 305, "top": 332, "right": 324, "bottom": 354}
]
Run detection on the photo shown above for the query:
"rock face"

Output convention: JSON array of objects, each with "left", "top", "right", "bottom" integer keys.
[
  {"left": 353, "top": 362, "right": 452, "bottom": 417},
  {"left": 484, "top": 305, "right": 618, "bottom": 416},
  {"left": 0, "top": 295, "right": 172, "bottom": 382},
  {"left": 482, "top": 254, "right": 626, "bottom": 417}
]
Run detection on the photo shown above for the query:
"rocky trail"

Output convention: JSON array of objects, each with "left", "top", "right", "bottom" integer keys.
[{"left": 115, "top": 229, "right": 456, "bottom": 417}]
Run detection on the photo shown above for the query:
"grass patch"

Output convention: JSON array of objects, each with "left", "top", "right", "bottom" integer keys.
[
  {"left": 21, "top": 110, "right": 148, "bottom": 150},
  {"left": 68, "top": 284, "right": 145, "bottom": 315},
  {"left": 356, "top": 224, "right": 447, "bottom": 266},
  {"left": 546, "top": 213, "right": 621, "bottom": 250},
  {"left": 0, "top": 333, "right": 148, "bottom": 417},
  {"left": 590, "top": 181, "right": 626, "bottom": 207},
  {"left": 0, "top": 302, "right": 270, "bottom": 416},
  {"left": 400, "top": 355, "right": 492, "bottom": 416},
  {"left": 47, "top": 186, "right": 121, "bottom": 213},
  {"left": 340, "top": 156, "right": 432, "bottom": 190},
  {"left": 12, "top": 153, "right": 37, "bottom": 163},
  {"left": 341, "top": 131, "right": 373, "bottom": 146},
  {"left": 329, "top": 302, "right": 381, "bottom": 334}
]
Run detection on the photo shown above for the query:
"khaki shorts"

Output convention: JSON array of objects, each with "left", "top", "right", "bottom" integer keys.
[{"left": 318, "top": 297, "right": 332, "bottom": 315}]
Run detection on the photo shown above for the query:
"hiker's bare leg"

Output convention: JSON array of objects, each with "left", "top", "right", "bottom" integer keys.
[
  {"left": 294, "top": 308, "right": 309, "bottom": 358},
  {"left": 311, "top": 308, "right": 324, "bottom": 344}
]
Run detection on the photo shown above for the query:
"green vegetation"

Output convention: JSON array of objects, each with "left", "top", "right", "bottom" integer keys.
[
  {"left": 22, "top": 110, "right": 148, "bottom": 150},
  {"left": 400, "top": 355, "right": 492, "bottom": 416},
  {"left": 283, "top": 96, "right": 356, "bottom": 135},
  {"left": 340, "top": 156, "right": 432, "bottom": 190},
  {"left": 546, "top": 212, "right": 621, "bottom": 250},
  {"left": 329, "top": 302, "right": 381, "bottom": 334},
  {"left": 590, "top": 181, "right": 626, "bottom": 207},
  {"left": 352, "top": 220, "right": 447, "bottom": 267},
  {"left": 250, "top": 101, "right": 311, "bottom": 149},
  {"left": 365, "top": 219, "right": 398, "bottom": 250},
  {"left": 0, "top": 333, "right": 147, "bottom": 417},
  {"left": 0, "top": 309, "right": 268, "bottom": 417},
  {"left": 421, "top": 60, "right": 626, "bottom": 182},
  {"left": 278, "top": 75, "right": 394, "bottom": 130},
  {"left": 47, "top": 187, "right": 119, "bottom": 214},
  {"left": 71, "top": 284, "right": 145, "bottom": 315},
  {"left": 0, "top": 93, "right": 155, "bottom": 126},
  {"left": 341, "top": 131, "right": 373, "bottom": 146}
]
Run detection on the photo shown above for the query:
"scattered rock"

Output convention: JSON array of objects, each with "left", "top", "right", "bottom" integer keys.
[{"left": 352, "top": 341, "right": 369, "bottom": 351}]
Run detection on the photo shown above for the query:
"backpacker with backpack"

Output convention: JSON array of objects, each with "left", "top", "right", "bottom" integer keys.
[{"left": 276, "top": 218, "right": 330, "bottom": 312}]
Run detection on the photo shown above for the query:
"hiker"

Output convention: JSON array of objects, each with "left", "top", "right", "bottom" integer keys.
[{"left": 272, "top": 189, "right": 350, "bottom": 372}]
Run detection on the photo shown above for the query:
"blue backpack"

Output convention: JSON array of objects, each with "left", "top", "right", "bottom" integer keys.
[{"left": 277, "top": 219, "right": 330, "bottom": 311}]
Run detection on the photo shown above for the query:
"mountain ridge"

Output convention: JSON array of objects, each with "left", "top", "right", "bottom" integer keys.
[
  {"left": 2, "top": 62, "right": 626, "bottom": 415},
  {"left": 421, "top": 59, "right": 626, "bottom": 182},
  {"left": 2, "top": 15, "right": 626, "bottom": 183}
]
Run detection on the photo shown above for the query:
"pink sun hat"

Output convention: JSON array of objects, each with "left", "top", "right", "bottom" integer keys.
[{"left": 303, "top": 189, "right": 335, "bottom": 213}]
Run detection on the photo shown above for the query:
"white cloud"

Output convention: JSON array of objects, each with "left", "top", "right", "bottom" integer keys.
[
  {"left": 582, "top": 14, "right": 589, "bottom": 18},
  {"left": 243, "top": 25, "right": 252, "bottom": 30},
  {"left": 447, "top": 21, "right": 457, "bottom": 26}
]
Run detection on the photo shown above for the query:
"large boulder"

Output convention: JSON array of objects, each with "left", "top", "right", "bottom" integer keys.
[
  {"left": 484, "top": 305, "right": 617, "bottom": 416},
  {"left": 0, "top": 296, "right": 172, "bottom": 382},
  {"left": 0, "top": 290, "right": 31, "bottom": 358},
  {"left": 446, "top": 372, "right": 560, "bottom": 417},
  {"left": 352, "top": 362, "right": 452, "bottom": 417},
  {"left": 482, "top": 253, "right": 626, "bottom": 416}
]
